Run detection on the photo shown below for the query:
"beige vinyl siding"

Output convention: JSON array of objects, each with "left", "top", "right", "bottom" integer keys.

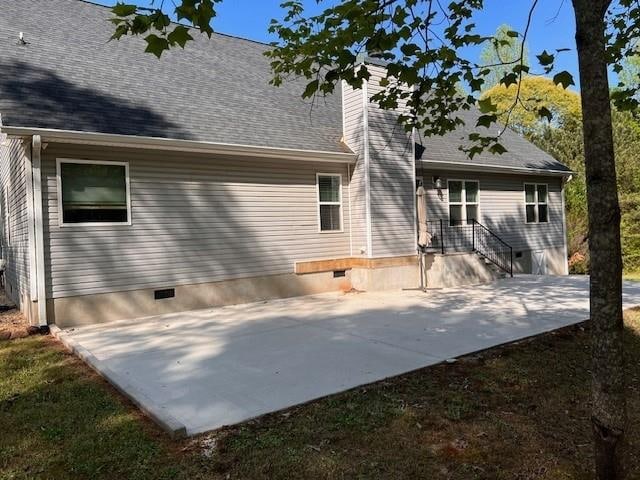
[
  {"left": 342, "top": 81, "right": 368, "bottom": 256},
  {"left": 421, "top": 169, "right": 566, "bottom": 251},
  {"left": 42, "top": 143, "right": 352, "bottom": 298},
  {"left": 0, "top": 138, "right": 30, "bottom": 305},
  {"left": 366, "top": 65, "right": 416, "bottom": 257}
]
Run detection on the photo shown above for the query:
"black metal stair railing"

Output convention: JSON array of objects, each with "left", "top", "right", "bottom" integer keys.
[{"left": 422, "top": 219, "right": 513, "bottom": 277}]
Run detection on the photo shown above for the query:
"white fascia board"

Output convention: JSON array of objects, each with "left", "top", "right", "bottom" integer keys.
[
  {"left": 1, "top": 126, "right": 356, "bottom": 164},
  {"left": 420, "top": 159, "right": 574, "bottom": 177}
]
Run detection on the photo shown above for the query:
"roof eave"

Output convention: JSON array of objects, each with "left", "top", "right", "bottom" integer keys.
[
  {"left": 1, "top": 126, "right": 356, "bottom": 164},
  {"left": 419, "top": 159, "right": 574, "bottom": 177}
]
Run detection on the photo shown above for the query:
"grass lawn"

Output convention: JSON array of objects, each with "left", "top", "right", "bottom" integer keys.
[{"left": 1, "top": 309, "right": 639, "bottom": 479}]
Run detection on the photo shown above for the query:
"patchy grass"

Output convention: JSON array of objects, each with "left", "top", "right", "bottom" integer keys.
[{"left": 1, "top": 309, "right": 640, "bottom": 479}]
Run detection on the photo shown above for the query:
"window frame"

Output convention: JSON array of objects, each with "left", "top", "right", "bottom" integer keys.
[
  {"left": 56, "top": 158, "right": 132, "bottom": 227},
  {"left": 316, "top": 173, "right": 343, "bottom": 233},
  {"left": 447, "top": 179, "right": 481, "bottom": 226},
  {"left": 524, "top": 182, "right": 549, "bottom": 224}
]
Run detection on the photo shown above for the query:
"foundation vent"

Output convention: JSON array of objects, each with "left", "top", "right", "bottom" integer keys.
[
  {"left": 154, "top": 288, "right": 175, "bottom": 300},
  {"left": 333, "top": 270, "right": 347, "bottom": 278}
]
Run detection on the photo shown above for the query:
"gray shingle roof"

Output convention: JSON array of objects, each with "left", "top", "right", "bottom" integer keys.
[
  {"left": 0, "top": 0, "right": 346, "bottom": 153},
  {"left": 416, "top": 108, "right": 571, "bottom": 172},
  {"left": 0, "top": 0, "right": 569, "bottom": 172}
]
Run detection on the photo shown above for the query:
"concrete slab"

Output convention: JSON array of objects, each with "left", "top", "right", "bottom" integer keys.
[{"left": 59, "top": 275, "right": 640, "bottom": 436}]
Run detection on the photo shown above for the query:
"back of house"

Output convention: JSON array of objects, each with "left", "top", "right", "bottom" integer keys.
[{"left": 0, "top": 0, "right": 572, "bottom": 328}]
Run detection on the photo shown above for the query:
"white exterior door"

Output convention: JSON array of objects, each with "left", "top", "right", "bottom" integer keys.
[{"left": 532, "top": 250, "right": 547, "bottom": 275}]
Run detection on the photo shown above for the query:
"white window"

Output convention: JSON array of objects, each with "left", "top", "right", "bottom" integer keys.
[
  {"left": 57, "top": 159, "right": 131, "bottom": 226},
  {"left": 317, "top": 174, "right": 342, "bottom": 232},
  {"left": 525, "top": 183, "right": 548, "bottom": 223},
  {"left": 448, "top": 180, "right": 479, "bottom": 226}
]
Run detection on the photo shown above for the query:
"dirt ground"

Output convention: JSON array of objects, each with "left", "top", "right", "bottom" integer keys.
[{"left": 0, "top": 289, "right": 37, "bottom": 340}]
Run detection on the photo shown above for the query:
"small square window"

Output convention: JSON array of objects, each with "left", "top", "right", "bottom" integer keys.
[{"left": 59, "top": 160, "right": 130, "bottom": 225}]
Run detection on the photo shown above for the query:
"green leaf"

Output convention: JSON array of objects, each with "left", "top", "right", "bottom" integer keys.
[
  {"left": 144, "top": 34, "right": 170, "bottom": 58},
  {"left": 476, "top": 114, "right": 497, "bottom": 128},
  {"left": 553, "top": 71, "right": 575, "bottom": 89},
  {"left": 167, "top": 25, "right": 193, "bottom": 48},
  {"left": 499, "top": 72, "right": 518, "bottom": 88},
  {"left": 536, "top": 50, "right": 555, "bottom": 66},
  {"left": 302, "top": 79, "right": 319, "bottom": 99},
  {"left": 489, "top": 143, "right": 507, "bottom": 155},
  {"left": 478, "top": 97, "right": 497, "bottom": 113},
  {"left": 538, "top": 106, "right": 553, "bottom": 122},
  {"left": 112, "top": 3, "right": 137, "bottom": 17}
]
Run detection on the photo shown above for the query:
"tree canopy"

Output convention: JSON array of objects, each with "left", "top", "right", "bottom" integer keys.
[
  {"left": 482, "top": 75, "right": 581, "bottom": 135},
  {"left": 479, "top": 24, "right": 530, "bottom": 92},
  {"left": 482, "top": 77, "right": 640, "bottom": 274}
]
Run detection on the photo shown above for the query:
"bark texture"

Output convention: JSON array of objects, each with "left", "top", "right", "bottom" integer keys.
[{"left": 571, "top": 0, "right": 626, "bottom": 478}]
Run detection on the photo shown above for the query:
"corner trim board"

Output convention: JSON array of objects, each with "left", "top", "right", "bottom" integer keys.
[
  {"left": 23, "top": 140, "right": 38, "bottom": 300},
  {"left": 31, "top": 135, "right": 47, "bottom": 325},
  {"left": 362, "top": 78, "right": 373, "bottom": 257}
]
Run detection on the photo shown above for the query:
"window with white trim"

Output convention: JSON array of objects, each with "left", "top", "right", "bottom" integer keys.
[
  {"left": 317, "top": 174, "right": 342, "bottom": 232},
  {"left": 58, "top": 160, "right": 130, "bottom": 225},
  {"left": 448, "top": 180, "right": 479, "bottom": 226},
  {"left": 525, "top": 183, "right": 548, "bottom": 223}
]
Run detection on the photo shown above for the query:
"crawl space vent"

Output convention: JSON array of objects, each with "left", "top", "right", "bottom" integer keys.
[{"left": 154, "top": 288, "right": 175, "bottom": 300}]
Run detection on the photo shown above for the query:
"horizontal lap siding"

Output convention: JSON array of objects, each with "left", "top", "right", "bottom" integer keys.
[
  {"left": 367, "top": 66, "right": 416, "bottom": 257},
  {"left": 342, "top": 82, "right": 367, "bottom": 256},
  {"left": 422, "top": 169, "right": 565, "bottom": 251},
  {"left": 0, "top": 139, "right": 30, "bottom": 305},
  {"left": 42, "top": 144, "right": 352, "bottom": 298}
]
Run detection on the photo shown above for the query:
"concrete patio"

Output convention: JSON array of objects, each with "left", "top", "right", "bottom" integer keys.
[{"left": 53, "top": 275, "right": 640, "bottom": 437}]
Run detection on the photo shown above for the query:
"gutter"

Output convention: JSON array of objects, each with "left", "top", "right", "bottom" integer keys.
[
  {"left": 420, "top": 159, "right": 574, "bottom": 177},
  {"left": 0, "top": 126, "right": 356, "bottom": 164}
]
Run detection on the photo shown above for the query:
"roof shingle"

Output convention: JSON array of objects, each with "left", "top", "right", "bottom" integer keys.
[{"left": 0, "top": 0, "right": 346, "bottom": 153}]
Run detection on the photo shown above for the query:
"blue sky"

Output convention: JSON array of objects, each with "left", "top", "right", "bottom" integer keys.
[{"left": 99, "top": 0, "right": 582, "bottom": 88}]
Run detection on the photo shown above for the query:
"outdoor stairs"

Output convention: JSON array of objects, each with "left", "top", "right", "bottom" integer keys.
[
  {"left": 476, "top": 252, "right": 508, "bottom": 279},
  {"left": 422, "top": 219, "right": 513, "bottom": 288}
]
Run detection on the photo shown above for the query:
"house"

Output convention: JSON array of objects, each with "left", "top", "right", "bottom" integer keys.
[{"left": 0, "top": 0, "right": 572, "bottom": 328}]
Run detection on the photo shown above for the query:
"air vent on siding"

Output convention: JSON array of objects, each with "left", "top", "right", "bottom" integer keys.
[
  {"left": 333, "top": 270, "right": 347, "bottom": 278},
  {"left": 154, "top": 288, "right": 175, "bottom": 300}
]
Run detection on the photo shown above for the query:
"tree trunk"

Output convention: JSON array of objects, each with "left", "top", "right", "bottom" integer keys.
[{"left": 571, "top": 0, "right": 626, "bottom": 478}]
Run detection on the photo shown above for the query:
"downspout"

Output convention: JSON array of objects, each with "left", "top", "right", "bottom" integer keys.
[
  {"left": 561, "top": 174, "right": 573, "bottom": 275},
  {"left": 362, "top": 78, "right": 373, "bottom": 258},
  {"left": 30, "top": 135, "right": 47, "bottom": 326},
  {"left": 23, "top": 139, "right": 37, "bottom": 321}
]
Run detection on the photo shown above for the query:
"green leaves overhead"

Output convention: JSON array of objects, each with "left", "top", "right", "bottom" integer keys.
[
  {"left": 478, "top": 97, "right": 497, "bottom": 113},
  {"left": 110, "top": 1, "right": 221, "bottom": 57},
  {"left": 537, "top": 50, "right": 554, "bottom": 67},
  {"left": 144, "top": 34, "right": 169, "bottom": 58},
  {"left": 107, "top": 0, "right": 640, "bottom": 159},
  {"left": 112, "top": 3, "right": 137, "bottom": 17},
  {"left": 538, "top": 106, "right": 553, "bottom": 122},
  {"left": 167, "top": 25, "right": 194, "bottom": 48},
  {"left": 553, "top": 71, "right": 575, "bottom": 89},
  {"left": 476, "top": 114, "right": 498, "bottom": 128}
]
